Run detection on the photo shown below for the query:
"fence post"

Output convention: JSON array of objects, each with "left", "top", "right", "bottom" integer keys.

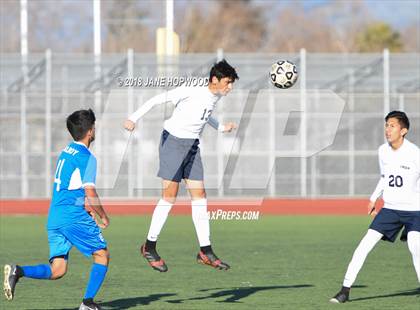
[
  {"left": 300, "top": 48, "right": 307, "bottom": 197},
  {"left": 45, "top": 49, "right": 52, "bottom": 197},
  {"left": 383, "top": 49, "right": 390, "bottom": 115},
  {"left": 127, "top": 49, "right": 135, "bottom": 198},
  {"left": 20, "top": 0, "right": 28, "bottom": 198},
  {"left": 348, "top": 69, "right": 355, "bottom": 196}
]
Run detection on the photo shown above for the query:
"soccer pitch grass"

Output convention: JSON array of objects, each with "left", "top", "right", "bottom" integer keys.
[{"left": 1, "top": 215, "right": 418, "bottom": 309}]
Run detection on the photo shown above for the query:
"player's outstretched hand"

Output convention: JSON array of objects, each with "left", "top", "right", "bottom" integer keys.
[
  {"left": 367, "top": 201, "right": 377, "bottom": 216},
  {"left": 124, "top": 119, "right": 136, "bottom": 131},
  {"left": 223, "top": 122, "right": 237, "bottom": 133}
]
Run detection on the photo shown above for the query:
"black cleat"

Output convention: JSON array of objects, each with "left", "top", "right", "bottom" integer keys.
[
  {"left": 140, "top": 244, "right": 168, "bottom": 272},
  {"left": 79, "top": 300, "right": 102, "bottom": 310},
  {"left": 3, "top": 264, "right": 20, "bottom": 301},
  {"left": 197, "top": 251, "right": 230, "bottom": 270},
  {"left": 329, "top": 288, "right": 350, "bottom": 303}
]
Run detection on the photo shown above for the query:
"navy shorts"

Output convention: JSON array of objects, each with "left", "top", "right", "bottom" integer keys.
[
  {"left": 157, "top": 130, "right": 204, "bottom": 182},
  {"left": 369, "top": 208, "right": 420, "bottom": 242}
]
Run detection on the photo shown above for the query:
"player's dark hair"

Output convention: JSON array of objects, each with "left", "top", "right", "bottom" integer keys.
[
  {"left": 385, "top": 111, "right": 410, "bottom": 131},
  {"left": 209, "top": 59, "right": 239, "bottom": 82},
  {"left": 66, "top": 109, "right": 96, "bottom": 141}
]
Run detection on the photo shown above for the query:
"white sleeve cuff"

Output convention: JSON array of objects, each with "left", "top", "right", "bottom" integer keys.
[
  {"left": 82, "top": 183, "right": 96, "bottom": 188},
  {"left": 128, "top": 115, "right": 137, "bottom": 123}
]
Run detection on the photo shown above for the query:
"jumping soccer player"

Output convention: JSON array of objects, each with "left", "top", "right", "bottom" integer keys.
[
  {"left": 330, "top": 111, "right": 420, "bottom": 303},
  {"left": 3, "top": 109, "right": 110, "bottom": 310},
  {"left": 124, "top": 59, "right": 239, "bottom": 272}
]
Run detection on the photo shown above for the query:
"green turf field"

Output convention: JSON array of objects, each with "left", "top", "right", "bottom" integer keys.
[{"left": 0, "top": 215, "right": 418, "bottom": 309}]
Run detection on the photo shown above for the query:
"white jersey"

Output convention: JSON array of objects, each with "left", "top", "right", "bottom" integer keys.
[
  {"left": 128, "top": 86, "right": 223, "bottom": 139},
  {"left": 370, "top": 139, "right": 420, "bottom": 211}
]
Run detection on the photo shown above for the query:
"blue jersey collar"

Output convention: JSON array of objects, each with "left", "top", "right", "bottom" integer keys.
[{"left": 73, "top": 141, "right": 89, "bottom": 149}]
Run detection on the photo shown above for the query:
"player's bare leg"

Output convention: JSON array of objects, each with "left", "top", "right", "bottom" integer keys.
[
  {"left": 186, "top": 179, "right": 230, "bottom": 270},
  {"left": 50, "top": 258, "right": 68, "bottom": 280},
  {"left": 141, "top": 180, "right": 179, "bottom": 272},
  {"left": 162, "top": 179, "right": 179, "bottom": 204}
]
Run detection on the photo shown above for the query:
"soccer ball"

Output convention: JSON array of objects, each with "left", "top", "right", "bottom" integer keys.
[{"left": 270, "top": 60, "right": 298, "bottom": 89}]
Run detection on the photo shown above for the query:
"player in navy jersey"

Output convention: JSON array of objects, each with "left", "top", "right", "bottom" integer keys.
[{"left": 4, "top": 109, "right": 110, "bottom": 310}]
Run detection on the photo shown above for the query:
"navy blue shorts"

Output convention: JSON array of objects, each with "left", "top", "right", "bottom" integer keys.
[
  {"left": 369, "top": 208, "right": 420, "bottom": 242},
  {"left": 157, "top": 130, "right": 204, "bottom": 182}
]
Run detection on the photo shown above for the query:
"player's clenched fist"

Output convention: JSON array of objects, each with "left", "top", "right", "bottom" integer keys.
[
  {"left": 124, "top": 119, "right": 136, "bottom": 131},
  {"left": 99, "top": 215, "right": 110, "bottom": 229},
  {"left": 223, "top": 122, "right": 237, "bottom": 133},
  {"left": 367, "top": 201, "right": 377, "bottom": 216}
]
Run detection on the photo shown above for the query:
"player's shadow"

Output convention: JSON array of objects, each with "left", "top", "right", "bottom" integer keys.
[
  {"left": 167, "top": 284, "right": 313, "bottom": 304},
  {"left": 29, "top": 293, "right": 177, "bottom": 310},
  {"left": 350, "top": 287, "right": 420, "bottom": 302},
  {"left": 101, "top": 293, "right": 177, "bottom": 309}
]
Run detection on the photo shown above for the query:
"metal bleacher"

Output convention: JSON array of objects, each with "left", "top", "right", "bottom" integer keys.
[{"left": 0, "top": 51, "right": 419, "bottom": 199}]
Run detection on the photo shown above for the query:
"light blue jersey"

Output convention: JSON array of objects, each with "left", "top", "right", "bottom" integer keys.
[{"left": 47, "top": 141, "right": 97, "bottom": 229}]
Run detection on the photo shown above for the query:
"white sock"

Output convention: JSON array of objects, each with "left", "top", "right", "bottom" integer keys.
[
  {"left": 343, "top": 229, "right": 383, "bottom": 288},
  {"left": 407, "top": 231, "right": 420, "bottom": 283},
  {"left": 146, "top": 199, "right": 173, "bottom": 242},
  {"left": 191, "top": 198, "right": 210, "bottom": 247}
]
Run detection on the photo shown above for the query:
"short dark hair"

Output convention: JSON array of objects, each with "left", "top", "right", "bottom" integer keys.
[
  {"left": 66, "top": 109, "right": 96, "bottom": 141},
  {"left": 209, "top": 59, "right": 239, "bottom": 82},
  {"left": 385, "top": 110, "right": 410, "bottom": 131}
]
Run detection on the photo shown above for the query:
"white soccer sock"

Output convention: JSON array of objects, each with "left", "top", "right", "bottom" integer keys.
[
  {"left": 407, "top": 231, "right": 420, "bottom": 283},
  {"left": 146, "top": 199, "right": 173, "bottom": 242},
  {"left": 191, "top": 198, "right": 211, "bottom": 247},
  {"left": 343, "top": 229, "right": 383, "bottom": 288}
]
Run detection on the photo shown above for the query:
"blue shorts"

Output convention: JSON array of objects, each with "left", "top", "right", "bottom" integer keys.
[
  {"left": 369, "top": 208, "right": 420, "bottom": 242},
  {"left": 48, "top": 221, "right": 107, "bottom": 261},
  {"left": 157, "top": 130, "right": 203, "bottom": 182}
]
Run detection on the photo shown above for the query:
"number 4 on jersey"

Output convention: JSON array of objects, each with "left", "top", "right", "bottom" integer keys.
[{"left": 54, "top": 159, "right": 65, "bottom": 191}]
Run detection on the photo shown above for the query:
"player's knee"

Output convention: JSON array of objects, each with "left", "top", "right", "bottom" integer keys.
[
  {"left": 162, "top": 195, "right": 177, "bottom": 204},
  {"left": 93, "top": 248, "right": 110, "bottom": 265},
  {"left": 50, "top": 265, "right": 67, "bottom": 280},
  {"left": 195, "top": 189, "right": 206, "bottom": 199}
]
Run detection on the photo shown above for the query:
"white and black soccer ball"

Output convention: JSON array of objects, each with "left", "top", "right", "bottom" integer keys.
[{"left": 270, "top": 60, "right": 298, "bottom": 89}]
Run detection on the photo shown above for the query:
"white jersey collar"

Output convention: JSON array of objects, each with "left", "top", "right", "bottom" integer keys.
[
  {"left": 206, "top": 86, "right": 221, "bottom": 99},
  {"left": 388, "top": 139, "right": 408, "bottom": 152}
]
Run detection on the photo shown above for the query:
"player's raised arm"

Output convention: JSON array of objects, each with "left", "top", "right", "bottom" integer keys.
[
  {"left": 85, "top": 186, "right": 109, "bottom": 229},
  {"left": 124, "top": 88, "right": 183, "bottom": 132}
]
